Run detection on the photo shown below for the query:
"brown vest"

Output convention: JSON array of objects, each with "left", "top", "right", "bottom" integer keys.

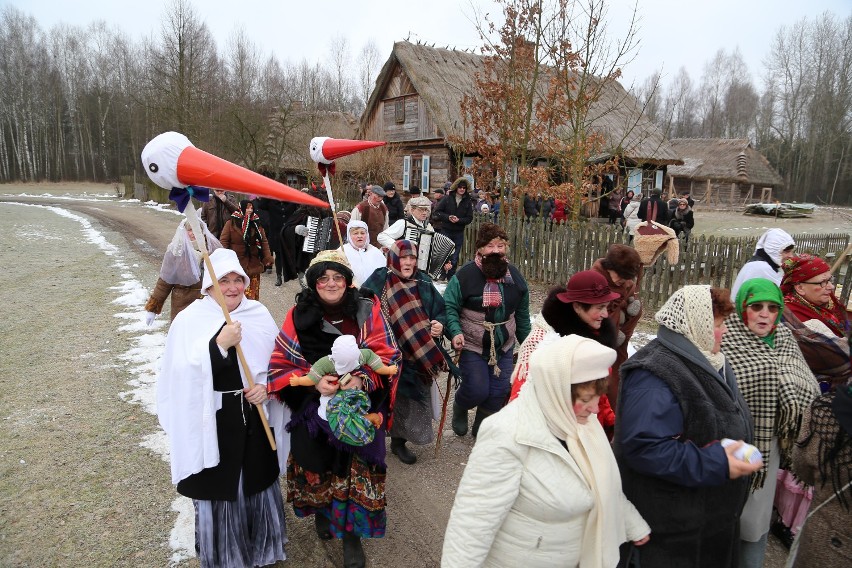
[{"left": 356, "top": 201, "right": 387, "bottom": 247}]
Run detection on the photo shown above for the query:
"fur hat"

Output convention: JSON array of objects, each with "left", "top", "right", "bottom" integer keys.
[
  {"left": 409, "top": 185, "right": 421, "bottom": 195},
  {"left": 556, "top": 270, "right": 621, "bottom": 304},
  {"left": 450, "top": 177, "right": 471, "bottom": 192},
  {"left": 306, "top": 249, "right": 353, "bottom": 288},
  {"left": 475, "top": 222, "right": 509, "bottom": 250},
  {"left": 603, "top": 244, "right": 642, "bottom": 280}
]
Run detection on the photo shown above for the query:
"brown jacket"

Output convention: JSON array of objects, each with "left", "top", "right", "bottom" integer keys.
[
  {"left": 144, "top": 278, "right": 202, "bottom": 321},
  {"left": 219, "top": 220, "right": 273, "bottom": 277},
  {"left": 200, "top": 193, "right": 239, "bottom": 238},
  {"left": 591, "top": 258, "right": 643, "bottom": 408},
  {"left": 791, "top": 395, "right": 852, "bottom": 567}
]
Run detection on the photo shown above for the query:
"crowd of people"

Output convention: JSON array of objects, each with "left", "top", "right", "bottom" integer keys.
[{"left": 150, "top": 181, "right": 851, "bottom": 568}]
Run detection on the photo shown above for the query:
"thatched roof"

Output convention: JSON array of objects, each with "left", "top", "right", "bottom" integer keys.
[
  {"left": 361, "top": 41, "right": 681, "bottom": 165},
  {"left": 667, "top": 138, "right": 784, "bottom": 186}
]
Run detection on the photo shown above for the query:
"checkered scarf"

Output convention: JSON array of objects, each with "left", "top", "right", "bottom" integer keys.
[
  {"left": 230, "top": 206, "right": 263, "bottom": 259},
  {"left": 723, "top": 314, "right": 820, "bottom": 490},
  {"left": 380, "top": 240, "right": 445, "bottom": 379},
  {"left": 474, "top": 253, "right": 513, "bottom": 307}
]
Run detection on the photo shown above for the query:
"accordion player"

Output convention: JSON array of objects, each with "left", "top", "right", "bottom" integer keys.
[{"left": 377, "top": 196, "right": 455, "bottom": 280}]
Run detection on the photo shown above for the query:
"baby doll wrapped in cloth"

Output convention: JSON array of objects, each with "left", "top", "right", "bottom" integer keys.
[{"left": 290, "top": 334, "right": 398, "bottom": 445}]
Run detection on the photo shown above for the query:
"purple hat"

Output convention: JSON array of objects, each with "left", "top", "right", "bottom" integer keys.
[{"left": 556, "top": 270, "right": 621, "bottom": 304}]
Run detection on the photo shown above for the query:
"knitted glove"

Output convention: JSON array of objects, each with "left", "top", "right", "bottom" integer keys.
[
  {"left": 145, "top": 311, "right": 157, "bottom": 326},
  {"left": 626, "top": 297, "right": 641, "bottom": 317}
]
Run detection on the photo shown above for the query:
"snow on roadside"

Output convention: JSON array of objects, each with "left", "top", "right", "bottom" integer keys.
[{"left": 2, "top": 200, "right": 195, "bottom": 565}]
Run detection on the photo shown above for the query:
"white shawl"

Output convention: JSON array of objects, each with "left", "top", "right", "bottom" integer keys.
[{"left": 157, "top": 295, "right": 278, "bottom": 485}]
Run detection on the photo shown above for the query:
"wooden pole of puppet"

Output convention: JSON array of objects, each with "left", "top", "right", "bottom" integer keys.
[
  {"left": 185, "top": 203, "right": 277, "bottom": 451},
  {"left": 830, "top": 242, "right": 852, "bottom": 275},
  {"left": 322, "top": 171, "right": 346, "bottom": 248}
]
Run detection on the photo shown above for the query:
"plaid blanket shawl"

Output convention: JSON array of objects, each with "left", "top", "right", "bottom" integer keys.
[
  {"left": 782, "top": 305, "right": 852, "bottom": 386},
  {"left": 723, "top": 314, "right": 820, "bottom": 490}
]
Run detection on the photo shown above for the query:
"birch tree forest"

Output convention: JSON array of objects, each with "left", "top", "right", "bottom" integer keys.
[
  {"left": 635, "top": 12, "right": 852, "bottom": 204},
  {"left": 0, "top": 0, "right": 378, "bottom": 184},
  {"left": 1, "top": 1, "right": 850, "bottom": 204}
]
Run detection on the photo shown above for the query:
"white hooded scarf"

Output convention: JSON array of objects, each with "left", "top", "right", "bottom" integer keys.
[{"left": 157, "top": 250, "right": 278, "bottom": 485}]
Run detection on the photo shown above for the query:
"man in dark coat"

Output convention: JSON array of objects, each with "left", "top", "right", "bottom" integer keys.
[
  {"left": 382, "top": 181, "right": 405, "bottom": 225},
  {"left": 638, "top": 187, "right": 670, "bottom": 225},
  {"left": 432, "top": 177, "right": 474, "bottom": 277}
]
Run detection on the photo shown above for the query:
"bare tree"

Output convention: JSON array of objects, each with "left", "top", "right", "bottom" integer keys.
[{"left": 357, "top": 40, "right": 383, "bottom": 112}]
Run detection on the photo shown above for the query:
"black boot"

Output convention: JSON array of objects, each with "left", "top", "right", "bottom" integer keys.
[
  {"left": 471, "top": 407, "right": 497, "bottom": 438},
  {"left": 452, "top": 402, "right": 469, "bottom": 436},
  {"left": 314, "top": 513, "right": 332, "bottom": 541},
  {"left": 342, "top": 532, "right": 366, "bottom": 568},
  {"left": 275, "top": 273, "right": 282, "bottom": 286},
  {"left": 390, "top": 437, "right": 417, "bottom": 464}
]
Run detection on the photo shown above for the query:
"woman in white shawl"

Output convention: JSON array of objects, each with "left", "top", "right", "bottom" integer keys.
[
  {"left": 157, "top": 248, "right": 286, "bottom": 567},
  {"left": 442, "top": 334, "right": 650, "bottom": 568}
]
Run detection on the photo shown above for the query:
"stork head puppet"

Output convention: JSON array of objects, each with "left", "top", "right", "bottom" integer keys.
[
  {"left": 142, "top": 131, "right": 329, "bottom": 211},
  {"left": 309, "top": 136, "right": 386, "bottom": 177}
]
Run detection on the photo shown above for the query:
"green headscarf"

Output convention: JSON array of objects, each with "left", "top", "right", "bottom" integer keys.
[{"left": 735, "top": 278, "right": 784, "bottom": 348}]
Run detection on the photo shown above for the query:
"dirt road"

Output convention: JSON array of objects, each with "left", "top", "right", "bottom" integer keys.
[
  {"left": 0, "top": 183, "right": 798, "bottom": 567},
  {"left": 0, "top": 186, "right": 477, "bottom": 567}
]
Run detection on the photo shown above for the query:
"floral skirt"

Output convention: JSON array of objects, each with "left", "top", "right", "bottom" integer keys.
[{"left": 286, "top": 452, "right": 386, "bottom": 538}]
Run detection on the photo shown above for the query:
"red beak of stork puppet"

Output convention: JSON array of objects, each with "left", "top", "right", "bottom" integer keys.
[{"left": 309, "top": 137, "right": 386, "bottom": 178}]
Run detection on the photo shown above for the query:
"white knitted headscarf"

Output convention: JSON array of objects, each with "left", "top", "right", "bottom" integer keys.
[{"left": 655, "top": 285, "right": 726, "bottom": 370}]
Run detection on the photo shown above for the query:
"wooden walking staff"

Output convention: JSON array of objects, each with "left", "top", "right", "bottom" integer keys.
[
  {"left": 309, "top": 136, "right": 386, "bottom": 246},
  {"left": 184, "top": 203, "right": 278, "bottom": 450},
  {"left": 434, "top": 346, "right": 463, "bottom": 458},
  {"left": 141, "top": 131, "right": 330, "bottom": 451},
  {"left": 830, "top": 242, "right": 852, "bottom": 275}
]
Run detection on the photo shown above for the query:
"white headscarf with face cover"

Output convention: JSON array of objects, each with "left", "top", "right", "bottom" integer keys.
[{"left": 159, "top": 219, "right": 222, "bottom": 286}]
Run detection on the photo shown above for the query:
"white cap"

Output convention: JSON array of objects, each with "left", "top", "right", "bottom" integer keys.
[{"left": 201, "top": 248, "right": 249, "bottom": 294}]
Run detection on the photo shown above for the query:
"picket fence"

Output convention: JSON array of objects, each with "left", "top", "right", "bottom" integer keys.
[{"left": 460, "top": 214, "right": 852, "bottom": 313}]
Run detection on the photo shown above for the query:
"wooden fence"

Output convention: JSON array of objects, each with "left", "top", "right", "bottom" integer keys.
[{"left": 462, "top": 214, "right": 852, "bottom": 313}]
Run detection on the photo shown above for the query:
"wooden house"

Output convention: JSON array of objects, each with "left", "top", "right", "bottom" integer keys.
[
  {"left": 666, "top": 138, "right": 785, "bottom": 206},
  {"left": 358, "top": 41, "right": 681, "bottom": 198}
]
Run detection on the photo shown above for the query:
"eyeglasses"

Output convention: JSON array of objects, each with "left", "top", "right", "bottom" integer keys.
[
  {"left": 801, "top": 276, "right": 835, "bottom": 288},
  {"left": 316, "top": 274, "right": 346, "bottom": 285},
  {"left": 747, "top": 302, "right": 780, "bottom": 314}
]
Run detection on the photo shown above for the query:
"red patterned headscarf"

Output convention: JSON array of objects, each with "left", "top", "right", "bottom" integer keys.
[{"left": 781, "top": 254, "right": 831, "bottom": 295}]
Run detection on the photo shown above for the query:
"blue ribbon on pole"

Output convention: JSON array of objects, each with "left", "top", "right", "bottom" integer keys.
[{"left": 169, "top": 185, "right": 211, "bottom": 212}]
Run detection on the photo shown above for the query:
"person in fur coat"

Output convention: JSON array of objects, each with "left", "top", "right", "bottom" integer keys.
[
  {"left": 668, "top": 199, "right": 695, "bottom": 243},
  {"left": 509, "top": 270, "right": 620, "bottom": 430}
]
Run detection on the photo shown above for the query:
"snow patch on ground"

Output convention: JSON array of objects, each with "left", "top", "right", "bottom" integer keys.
[{"left": 8, "top": 201, "right": 194, "bottom": 563}]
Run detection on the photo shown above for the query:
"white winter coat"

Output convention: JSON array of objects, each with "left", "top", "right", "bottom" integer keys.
[
  {"left": 442, "top": 396, "right": 649, "bottom": 568},
  {"left": 623, "top": 200, "right": 642, "bottom": 235}
]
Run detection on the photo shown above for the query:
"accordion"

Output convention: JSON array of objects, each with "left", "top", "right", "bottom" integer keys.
[
  {"left": 302, "top": 216, "right": 333, "bottom": 253},
  {"left": 425, "top": 232, "right": 456, "bottom": 280}
]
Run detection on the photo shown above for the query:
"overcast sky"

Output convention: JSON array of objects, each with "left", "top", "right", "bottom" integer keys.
[{"left": 6, "top": 0, "right": 850, "bottom": 89}]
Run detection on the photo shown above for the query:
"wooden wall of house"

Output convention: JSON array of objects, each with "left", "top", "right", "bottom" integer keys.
[
  {"left": 669, "top": 177, "right": 781, "bottom": 206},
  {"left": 380, "top": 95, "right": 440, "bottom": 142},
  {"left": 385, "top": 144, "right": 452, "bottom": 193}
]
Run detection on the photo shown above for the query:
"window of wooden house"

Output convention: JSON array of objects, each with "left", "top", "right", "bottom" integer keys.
[
  {"left": 395, "top": 99, "right": 405, "bottom": 123},
  {"left": 641, "top": 169, "right": 663, "bottom": 192},
  {"left": 411, "top": 155, "right": 423, "bottom": 189}
]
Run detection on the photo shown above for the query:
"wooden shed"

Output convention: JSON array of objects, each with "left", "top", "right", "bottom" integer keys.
[
  {"left": 358, "top": 41, "right": 681, "bottom": 195},
  {"left": 261, "top": 104, "right": 359, "bottom": 188},
  {"left": 666, "top": 138, "right": 784, "bottom": 206}
]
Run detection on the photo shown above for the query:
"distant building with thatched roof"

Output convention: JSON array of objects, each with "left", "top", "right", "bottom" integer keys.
[
  {"left": 358, "top": 41, "right": 681, "bottom": 197},
  {"left": 666, "top": 138, "right": 784, "bottom": 206},
  {"left": 261, "top": 104, "right": 358, "bottom": 188}
]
